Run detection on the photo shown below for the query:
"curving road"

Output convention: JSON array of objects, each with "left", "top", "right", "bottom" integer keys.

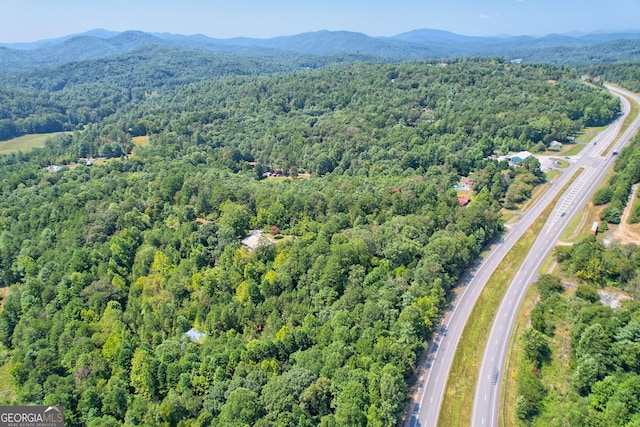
[
  {"left": 405, "top": 84, "right": 638, "bottom": 427},
  {"left": 472, "top": 85, "right": 640, "bottom": 427}
]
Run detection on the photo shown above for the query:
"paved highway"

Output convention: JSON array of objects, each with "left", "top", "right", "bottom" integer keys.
[
  {"left": 472, "top": 84, "right": 640, "bottom": 427},
  {"left": 405, "top": 84, "right": 637, "bottom": 427}
]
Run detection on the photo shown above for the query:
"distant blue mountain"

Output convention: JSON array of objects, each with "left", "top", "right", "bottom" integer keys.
[{"left": 1, "top": 28, "right": 639, "bottom": 73}]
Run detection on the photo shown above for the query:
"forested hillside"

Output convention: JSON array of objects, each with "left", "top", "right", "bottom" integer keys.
[
  {"left": 585, "top": 61, "right": 640, "bottom": 94},
  {"left": 0, "top": 45, "right": 327, "bottom": 141},
  {"left": 0, "top": 59, "right": 622, "bottom": 426}
]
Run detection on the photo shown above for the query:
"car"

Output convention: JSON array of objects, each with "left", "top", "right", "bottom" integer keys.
[{"left": 613, "top": 151, "right": 619, "bottom": 155}]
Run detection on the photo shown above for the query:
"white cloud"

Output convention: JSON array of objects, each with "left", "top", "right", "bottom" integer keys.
[{"left": 479, "top": 13, "right": 492, "bottom": 19}]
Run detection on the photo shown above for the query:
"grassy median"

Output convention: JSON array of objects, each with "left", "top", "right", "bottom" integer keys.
[{"left": 438, "top": 169, "right": 581, "bottom": 427}]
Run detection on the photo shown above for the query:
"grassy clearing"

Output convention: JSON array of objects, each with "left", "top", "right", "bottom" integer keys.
[
  {"left": 537, "top": 250, "right": 558, "bottom": 277},
  {"left": 562, "top": 144, "right": 586, "bottom": 156},
  {"left": 559, "top": 201, "right": 603, "bottom": 243},
  {"left": 0, "top": 360, "right": 14, "bottom": 404},
  {"left": 545, "top": 169, "right": 561, "bottom": 181},
  {"left": 438, "top": 170, "right": 581, "bottom": 427},
  {"left": 502, "top": 213, "right": 522, "bottom": 225},
  {"left": 0, "top": 132, "right": 67, "bottom": 155},
  {"left": 132, "top": 135, "right": 149, "bottom": 148}
]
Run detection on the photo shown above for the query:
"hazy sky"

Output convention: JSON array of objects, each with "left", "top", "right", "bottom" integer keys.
[{"left": 1, "top": 0, "right": 639, "bottom": 43}]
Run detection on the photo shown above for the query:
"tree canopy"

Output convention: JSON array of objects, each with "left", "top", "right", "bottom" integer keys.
[{"left": 0, "top": 56, "right": 626, "bottom": 426}]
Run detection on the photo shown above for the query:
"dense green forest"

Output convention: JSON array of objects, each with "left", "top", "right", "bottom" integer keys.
[
  {"left": 0, "top": 49, "right": 623, "bottom": 143},
  {"left": 0, "top": 58, "right": 625, "bottom": 426},
  {"left": 0, "top": 45, "right": 331, "bottom": 141}
]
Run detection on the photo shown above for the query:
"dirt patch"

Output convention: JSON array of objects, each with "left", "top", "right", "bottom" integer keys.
[
  {"left": 599, "top": 289, "right": 633, "bottom": 309},
  {"left": 610, "top": 223, "right": 640, "bottom": 245},
  {"left": 610, "top": 184, "right": 640, "bottom": 245},
  {"left": 0, "top": 287, "right": 8, "bottom": 312}
]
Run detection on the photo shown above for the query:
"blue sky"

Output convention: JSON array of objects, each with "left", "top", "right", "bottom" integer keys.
[{"left": 1, "top": 0, "right": 639, "bottom": 43}]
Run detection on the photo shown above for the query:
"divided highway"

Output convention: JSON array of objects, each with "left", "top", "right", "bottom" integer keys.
[
  {"left": 406, "top": 84, "right": 639, "bottom": 427},
  {"left": 472, "top": 85, "right": 640, "bottom": 427}
]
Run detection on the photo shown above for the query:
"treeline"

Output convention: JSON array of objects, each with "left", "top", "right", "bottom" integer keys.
[
  {"left": 516, "top": 236, "right": 640, "bottom": 426},
  {"left": 0, "top": 59, "right": 623, "bottom": 426}
]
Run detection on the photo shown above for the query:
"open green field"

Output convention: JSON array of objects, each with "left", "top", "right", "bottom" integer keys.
[{"left": 0, "top": 132, "right": 68, "bottom": 155}]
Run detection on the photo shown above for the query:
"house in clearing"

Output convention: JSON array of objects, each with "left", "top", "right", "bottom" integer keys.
[{"left": 241, "top": 230, "right": 274, "bottom": 251}]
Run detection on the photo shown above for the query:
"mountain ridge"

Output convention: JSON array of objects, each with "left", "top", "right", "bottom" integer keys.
[
  {"left": 1, "top": 28, "right": 640, "bottom": 74},
  {"left": 3, "top": 27, "right": 640, "bottom": 50}
]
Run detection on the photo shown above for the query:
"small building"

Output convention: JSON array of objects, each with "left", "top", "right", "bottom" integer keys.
[
  {"left": 549, "top": 140, "right": 563, "bottom": 151},
  {"left": 591, "top": 221, "right": 599, "bottom": 235},
  {"left": 185, "top": 328, "right": 205, "bottom": 343},
  {"left": 509, "top": 151, "right": 532, "bottom": 165},
  {"left": 241, "top": 230, "right": 274, "bottom": 251},
  {"left": 457, "top": 195, "right": 471, "bottom": 206}
]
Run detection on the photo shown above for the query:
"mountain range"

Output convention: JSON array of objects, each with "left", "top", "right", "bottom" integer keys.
[{"left": 1, "top": 28, "right": 640, "bottom": 73}]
